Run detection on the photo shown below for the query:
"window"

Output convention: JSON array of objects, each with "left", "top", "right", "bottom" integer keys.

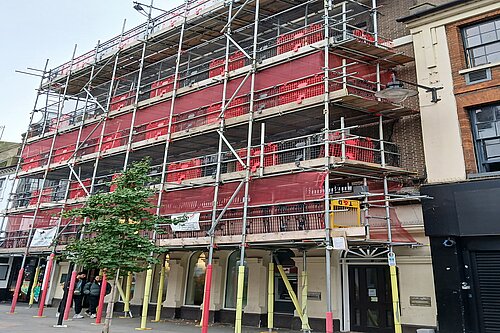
[
  {"left": 0, "top": 265, "right": 8, "bottom": 280},
  {"left": 185, "top": 252, "right": 207, "bottom": 306},
  {"left": 470, "top": 104, "right": 500, "bottom": 173},
  {"left": 224, "top": 251, "right": 248, "bottom": 309},
  {"left": 462, "top": 17, "right": 500, "bottom": 67}
]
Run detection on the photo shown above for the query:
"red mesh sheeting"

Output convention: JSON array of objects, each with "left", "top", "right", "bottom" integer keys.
[
  {"left": 6, "top": 205, "right": 83, "bottom": 232},
  {"left": 160, "top": 172, "right": 326, "bottom": 215},
  {"left": 101, "top": 113, "right": 133, "bottom": 151},
  {"left": 52, "top": 130, "right": 79, "bottom": 164},
  {"left": 21, "top": 138, "right": 53, "bottom": 171},
  {"left": 139, "top": 52, "right": 325, "bottom": 119},
  {"left": 134, "top": 103, "right": 171, "bottom": 141},
  {"left": 367, "top": 207, "right": 416, "bottom": 243},
  {"left": 366, "top": 180, "right": 404, "bottom": 201},
  {"left": 77, "top": 122, "right": 104, "bottom": 156}
]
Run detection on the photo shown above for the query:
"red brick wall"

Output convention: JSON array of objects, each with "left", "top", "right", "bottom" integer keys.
[
  {"left": 377, "top": 0, "right": 431, "bottom": 177},
  {"left": 445, "top": 9, "right": 500, "bottom": 174}
]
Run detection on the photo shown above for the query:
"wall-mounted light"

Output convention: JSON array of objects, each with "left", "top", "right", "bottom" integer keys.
[{"left": 374, "top": 74, "right": 443, "bottom": 104}]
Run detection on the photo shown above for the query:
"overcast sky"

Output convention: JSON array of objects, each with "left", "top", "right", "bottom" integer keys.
[{"left": 0, "top": 0, "right": 184, "bottom": 143}]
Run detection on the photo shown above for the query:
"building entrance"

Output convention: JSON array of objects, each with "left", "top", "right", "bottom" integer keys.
[{"left": 348, "top": 265, "right": 393, "bottom": 333}]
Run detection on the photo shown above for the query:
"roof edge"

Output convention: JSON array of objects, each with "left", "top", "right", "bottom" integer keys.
[{"left": 397, "top": 0, "right": 473, "bottom": 23}]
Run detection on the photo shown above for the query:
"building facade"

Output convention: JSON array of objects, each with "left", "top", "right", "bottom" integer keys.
[
  {"left": 0, "top": 1, "right": 441, "bottom": 332},
  {"left": 0, "top": 141, "right": 20, "bottom": 302},
  {"left": 401, "top": 1, "right": 500, "bottom": 332}
]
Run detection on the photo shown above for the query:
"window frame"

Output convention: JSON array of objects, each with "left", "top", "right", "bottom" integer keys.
[
  {"left": 461, "top": 17, "right": 500, "bottom": 68},
  {"left": 469, "top": 103, "right": 500, "bottom": 173},
  {"left": 223, "top": 251, "right": 248, "bottom": 309},
  {"left": 184, "top": 251, "right": 207, "bottom": 307}
]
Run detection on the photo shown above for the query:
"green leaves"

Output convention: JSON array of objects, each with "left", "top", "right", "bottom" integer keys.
[{"left": 62, "top": 159, "right": 169, "bottom": 278}]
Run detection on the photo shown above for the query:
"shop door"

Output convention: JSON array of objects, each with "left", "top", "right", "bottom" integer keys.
[
  {"left": 348, "top": 265, "right": 393, "bottom": 333},
  {"left": 471, "top": 250, "right": 500, "bottom": 333}
]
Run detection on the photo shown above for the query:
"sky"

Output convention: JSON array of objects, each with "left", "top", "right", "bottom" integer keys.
[{"left": 0, "top": 0, "right": 184, "bottom": 143}]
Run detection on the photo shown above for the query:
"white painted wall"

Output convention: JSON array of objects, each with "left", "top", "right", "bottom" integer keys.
[{"left": 406, "top": 0, "right": 500, "bottom": 183}]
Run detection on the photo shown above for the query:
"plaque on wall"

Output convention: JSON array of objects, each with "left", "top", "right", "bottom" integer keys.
[
  {"left": 410, "top": 296, "right": 432, "bottom": 307},
  {"left": 307, "top": 292, "right": 321, "bottom": 301}
]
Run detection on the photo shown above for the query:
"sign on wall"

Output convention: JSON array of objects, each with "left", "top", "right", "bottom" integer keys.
[
  {"left": 170, "top": 212, "right": 201, "bottom": 232},
  {"left": 31, "top": 227, "right": 57, "bottom": 247}
]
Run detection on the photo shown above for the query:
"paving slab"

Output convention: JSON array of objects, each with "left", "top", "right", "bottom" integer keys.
[{"left": 0, "top": 303, "right": 298, "bottom": 333}]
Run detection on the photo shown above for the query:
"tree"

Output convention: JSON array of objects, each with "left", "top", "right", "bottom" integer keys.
[{"left": 63, "top": 159, "right": 169, "bottom": 333}]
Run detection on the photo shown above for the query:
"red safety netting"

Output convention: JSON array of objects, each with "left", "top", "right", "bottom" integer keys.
[
  {"left": 101, "top": 113, "right": 133, "bottom": 151},
  {"left": 159, "top": 171, "right": 326, "bottom": 215},
  {"left": 367, "top": 207, "right": 416, "bottom": 244},
  {"left": 52, "top": 130, "right": 79, "bottom": 164},
  {"left": 21, "top": 138, "right": 53, "bottom": 171},
  {"left": 134, "top": 102, "right": 171, "bottom": 142},
  {"left": 77, "top": 122, "right": 104, "bottom": 156},
  {"left": 6, "top": 205, "right": 84, "bottom": 232}
]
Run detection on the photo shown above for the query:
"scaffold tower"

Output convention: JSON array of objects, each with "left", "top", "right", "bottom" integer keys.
[{"left": 1, "top": 1, "right": 427, "bottom": 332}]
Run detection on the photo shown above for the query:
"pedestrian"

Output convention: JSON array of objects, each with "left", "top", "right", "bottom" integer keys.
[
  {"left": 71, "top": 272, "right": 87, "bottom": 318},
  {"left": 83, "top": 275, "right": 111, "bottom": 318},
  {"left": 56, "top": 271, "right": 87, "bottom": 318}
]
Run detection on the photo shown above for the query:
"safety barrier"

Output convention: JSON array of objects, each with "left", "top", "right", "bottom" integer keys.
[
  {"left": 110, "top": 91, "right": 134, "bottom": 111},
  {"left": 208, "top": 51, "right": 246, "bottom": 78},
  {"left": 150, "top": 75, "right": 176, "bottom": 98},
  {"left": 68, "top": 179, "right": 91, "bottom": 199},
  {"left": 166, "top": 159, "right": 203, "bottom": 184},
  {"left": 277, "top": 23, "right": 324, "bottom": 54},
  {"left": 235, "top": 143, "right": 279, "bottom": 172},
  {"left": 278, "top": 74, "right": 324, "bottom": 105}
]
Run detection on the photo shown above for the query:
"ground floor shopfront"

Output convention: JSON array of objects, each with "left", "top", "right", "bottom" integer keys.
[
  {"left": 422, "top": 178, "right": 500, "bottom": 333},
  {"left": 35, "top": 243, "right": 436, "bottom": 333}
]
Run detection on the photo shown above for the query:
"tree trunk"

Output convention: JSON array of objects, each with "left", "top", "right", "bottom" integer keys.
[{"left": 102, "top": 269, "right": 120, "bottom": 333}]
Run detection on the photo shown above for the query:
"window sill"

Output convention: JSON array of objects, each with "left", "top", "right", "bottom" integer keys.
[
  {"left": 459, "top": 61, "right": 500, "bottom": 75},
  {"left": 468, "top": 171, "right": 500, "bottom": 180}
]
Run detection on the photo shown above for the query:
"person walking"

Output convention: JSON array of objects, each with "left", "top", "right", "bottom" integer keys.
[
  {"left": 56, "top": 271, "right": 87, "bottom": 318},
  {"left": 83, "top": 275, "right": 111, "bottom": 318},
  {"left": 71, "top": 272, "right": 87, "bottom": 319}
]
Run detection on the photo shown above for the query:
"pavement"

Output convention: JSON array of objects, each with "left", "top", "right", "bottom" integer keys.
[{"left": 0, "top": 303, "right": 297, "bottom": 333}]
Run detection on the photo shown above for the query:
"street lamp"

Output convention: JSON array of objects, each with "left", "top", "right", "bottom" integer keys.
[{"left": 375, "top": 74, "right": 443, "bottom": 103}]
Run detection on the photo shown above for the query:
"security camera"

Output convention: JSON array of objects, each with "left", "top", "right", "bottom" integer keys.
[{"left": 442, "top": 238, "right": 456, "bottom": 247}]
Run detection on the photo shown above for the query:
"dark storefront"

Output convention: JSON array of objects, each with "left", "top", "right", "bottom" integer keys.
[{"left": 422, "top": 178, "right": 500, "bottom": 333}]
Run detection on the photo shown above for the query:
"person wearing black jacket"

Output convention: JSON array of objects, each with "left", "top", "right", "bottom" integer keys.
[
  {"left": 56, "top": 272, "right": 87, "bottom": 319},
  {"left": 83, "top": 275, "right": 111, "bottom": 318}
]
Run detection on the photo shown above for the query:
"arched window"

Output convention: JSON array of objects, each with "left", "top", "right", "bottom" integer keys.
[
  {"left": 185, "top": 252, "right": 207, "bottom": 306},
  {"left": 224, "top": 251, "right": 248, "bottom": 309}
]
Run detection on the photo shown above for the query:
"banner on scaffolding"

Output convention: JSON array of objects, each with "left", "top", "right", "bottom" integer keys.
[
  {"left": 30, "top": 226, "right": 57, "bottom": 247},
  {"left": 170, "top": 212, "right": 201, "bottom": 232}
]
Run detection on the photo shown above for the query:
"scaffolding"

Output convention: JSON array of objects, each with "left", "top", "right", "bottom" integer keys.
[{"left": 1, "top": 0, "right": 425, "bottom": 332}]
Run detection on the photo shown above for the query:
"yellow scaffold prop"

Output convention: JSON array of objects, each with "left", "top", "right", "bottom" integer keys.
[
  {"left": 28, "top": 260, "right": 41, "bottom": 307},
  {"left": 389, "top": 251, "right": 402, "bottom": 333},
  {"left": 276, "top": 263, "right": 311, "bottom": 332},
  {"left": 152, "top": 256, "right": 166, "bottom": 322},
  {"left": 265, "top": 261, "right": 274, "bottom": 332},
  {"left": 234, "top": 265, "right": 246, "bottom": 333},
  {"left": 118, "top": 272, "right": 133, "bottom": 318},
  {"left": 136, "top": 268, "right": 153, "bottom": 330},
  {"left": 116, "top": 272, "right": 132, "bottom": 318}
]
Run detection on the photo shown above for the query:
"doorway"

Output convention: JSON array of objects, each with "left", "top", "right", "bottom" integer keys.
[
  {"left": 274, "top": 250, "right": 298, "bottom": 314},
  {"left": 348, "top": 265, "right": 393, "bottom": 332},
  {"left": 274, "top": 266, "right": 298, "bottom": 314}
]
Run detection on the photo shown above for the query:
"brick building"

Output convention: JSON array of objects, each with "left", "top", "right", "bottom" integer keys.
[{"left": 400, "top": 0, "right": 500, "bottom": 332}]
